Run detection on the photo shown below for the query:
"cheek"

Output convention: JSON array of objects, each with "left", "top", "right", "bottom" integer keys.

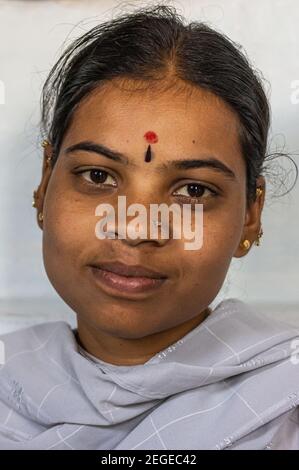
[
  {"left": 42, "top": 185, "right": 96, "bottom": 274},
  {"left": 177, "top": 209, "right": 243, "bottom": 287}
]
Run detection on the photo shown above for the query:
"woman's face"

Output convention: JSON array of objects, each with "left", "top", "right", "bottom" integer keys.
[{"left": 36, "top": 79, "right": 264, "bottom": 345}]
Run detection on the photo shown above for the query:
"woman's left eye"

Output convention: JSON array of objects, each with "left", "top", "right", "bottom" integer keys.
[
  {"left": 173, "top": 183, "right": 218, "bottom": 201},
  {"left": 75, "top": 169, "right": 117, "bottom": 187}
]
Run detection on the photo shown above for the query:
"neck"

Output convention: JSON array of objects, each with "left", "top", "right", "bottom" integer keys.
[{"left": 75, "top": 307, "right": 211, "bottom": 366}]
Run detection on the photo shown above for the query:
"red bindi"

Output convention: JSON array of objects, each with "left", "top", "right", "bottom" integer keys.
[{"left": 144, "top": 131, "right": 158, "bottom": 144}]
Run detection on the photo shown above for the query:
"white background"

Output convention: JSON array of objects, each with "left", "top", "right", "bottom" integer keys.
[{"left": 0, "top": 0, "right": 298, "bottom": 332}]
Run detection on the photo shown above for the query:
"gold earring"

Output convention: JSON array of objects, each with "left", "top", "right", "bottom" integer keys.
[
  {"left": 41, "top": 139, "right": 53, "bottom": 166},
  {"left": 254, "top": 226, "right": 263, "bottom": 246},
  {"left": 240, "top": 239, "right": 251, "bottom": 250},
  {"left": 32, "top": 189, "right": 37, "bottom": 208},
  {"left": 41, "top": 139, "right": 49, "bottom": 148},
  {"left": 256, "top": 187, "right": 263, "bottom": 197},
  {"left": 38, "top": 212, "right": 43, "bottom": 222}
]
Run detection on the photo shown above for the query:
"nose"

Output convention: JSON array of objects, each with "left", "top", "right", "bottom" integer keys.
[
  {"left": 106, "top": 218, "right": 172, "bottom": 246},
  {"left": 115, "top": 217, "right": 172, "bottom": 247},
  {"left": 95, "top": 194, "right": 176, "bottom": 247}
]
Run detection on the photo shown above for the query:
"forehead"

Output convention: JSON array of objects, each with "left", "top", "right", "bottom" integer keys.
[{"left": 61, "top": 79, "right": 244, "bottom": 175}]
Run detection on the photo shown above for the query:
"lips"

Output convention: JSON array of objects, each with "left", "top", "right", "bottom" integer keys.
[
  {"left": 90, "top": 261, "right": 168, "bottom": 280},
  {"left": 89, "top": 261, "right": 168, "bottom": 296}
]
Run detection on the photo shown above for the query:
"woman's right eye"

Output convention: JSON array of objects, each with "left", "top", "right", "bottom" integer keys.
[{"left": 75, "top": 169, "right": 117, "bottom": 188}]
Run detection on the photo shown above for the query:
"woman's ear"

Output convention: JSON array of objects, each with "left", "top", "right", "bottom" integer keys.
[
  {"left": 234, "top": 176, "right": 266, "bottom": 258},
  {"left": 34, "top": 142, "right": 54, "bottom": 230}
]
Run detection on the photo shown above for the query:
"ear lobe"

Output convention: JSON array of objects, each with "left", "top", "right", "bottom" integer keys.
[
  {"left": 233, "top": 239, "right": 252, "bottom": 258},
  {"left": 233, "top": 177, "right": 266, "bottom": 258}
]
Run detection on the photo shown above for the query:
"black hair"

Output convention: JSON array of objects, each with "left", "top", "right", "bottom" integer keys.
[{"left": 40, "top": 3, "right": 298, "bottom": 205}]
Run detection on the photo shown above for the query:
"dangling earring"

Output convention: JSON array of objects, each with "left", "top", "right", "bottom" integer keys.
[
  {"left": 254, "top": 186, "right": 264, "bottom": 246},
  {"left": 254, "top": 226, "right": 263, "bottom": 246},
  {"left": 32, "top": 189, "right": 38, "bottom": 208},
  {"left": 41, "top": 139, "right": 53, "bottom": 166},
  {"left": 38, "top": 212, "right": 43, "bottom": 222}
]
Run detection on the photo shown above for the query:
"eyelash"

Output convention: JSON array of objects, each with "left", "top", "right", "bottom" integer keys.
[
  {"left": 74, "top": 168, "right": 118, "bottom": 189},
  {"left": 73, "top": 168, "right": 219, "bottom": 202},
  {"left": 173, "top": 183, "right": 219, "bottom": 203}
]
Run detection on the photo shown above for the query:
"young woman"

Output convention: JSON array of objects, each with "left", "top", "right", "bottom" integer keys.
[{"left": 0, "top": 5, "right": 298, "bottom": 450}]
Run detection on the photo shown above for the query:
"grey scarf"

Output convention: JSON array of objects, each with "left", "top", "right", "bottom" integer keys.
[{"left": 0, "top": 298, "right": 298, "bottom": 450}]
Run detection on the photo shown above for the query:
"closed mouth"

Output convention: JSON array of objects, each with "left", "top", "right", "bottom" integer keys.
[{"left": 90, "top": 261, "right": 168, "bottom": 280}]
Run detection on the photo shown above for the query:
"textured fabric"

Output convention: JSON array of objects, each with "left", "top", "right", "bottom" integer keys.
[{"left": 0, "top": 297, "right": 298, "bottom": 450}]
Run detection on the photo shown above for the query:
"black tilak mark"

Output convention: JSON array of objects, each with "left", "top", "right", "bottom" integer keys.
[{"left": 145, "top": 144, "right": 152, "bottom": 162}]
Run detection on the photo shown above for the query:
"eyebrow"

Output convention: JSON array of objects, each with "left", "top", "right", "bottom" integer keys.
[
  {"left": 64, "top": 141, "right": 132, "bottom": 165},
  {"left": 64, "top": 140, "right": 237, "bottom": 180}
]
